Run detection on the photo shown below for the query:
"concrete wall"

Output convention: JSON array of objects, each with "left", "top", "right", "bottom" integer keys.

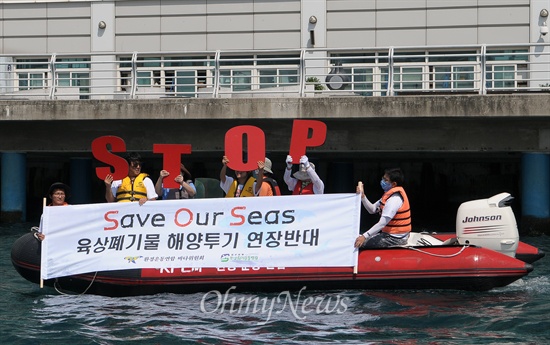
[{"left": 1, "top": 95, "right": 549, "bottom": 153}]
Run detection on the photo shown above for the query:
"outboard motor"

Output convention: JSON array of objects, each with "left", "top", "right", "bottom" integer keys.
[{"left": 456, "top": 192, "right": 519, "bottom": 257}]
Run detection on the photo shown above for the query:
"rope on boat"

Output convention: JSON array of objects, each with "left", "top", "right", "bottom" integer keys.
[
  {"left": 28, "top": 226, "right": 99, "bottom": 295},
  {"left": 404, "top": 244, "right": 469, "bottom": 258},
  {"left": 54, "top": 272, "right": 98, "bottom": 295}
]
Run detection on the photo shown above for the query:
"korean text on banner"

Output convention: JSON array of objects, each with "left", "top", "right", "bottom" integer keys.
[{"left": 41, "top": 193, "right": 360, "bottom": 280}]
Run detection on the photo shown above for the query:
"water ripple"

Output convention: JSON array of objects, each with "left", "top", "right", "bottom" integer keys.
[{"left": 3, "top": 228, "right": 550, "bottom": 344}]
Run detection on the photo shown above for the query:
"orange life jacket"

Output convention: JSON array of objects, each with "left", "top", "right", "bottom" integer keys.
[
  {"left": 380, "top": 186, "right": 412, "bottom": 235},
  {"left": 262, "top": 177, "right": 281, "bottom": 196}
]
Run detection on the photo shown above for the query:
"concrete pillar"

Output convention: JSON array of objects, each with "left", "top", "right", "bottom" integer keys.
[
  {"left": 520, "top": 152, "right": 550, "bottom": 234},
  {"left": 70, "top": 158, "right": 93, "bottom": 204},
  {"left": 1, "top": 152, "right": 27, "bottom": 222}
]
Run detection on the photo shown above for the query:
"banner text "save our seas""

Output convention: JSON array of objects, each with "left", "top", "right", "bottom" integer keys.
[{"left": 103, "top": 207, "right": 296, "bottom": 231}]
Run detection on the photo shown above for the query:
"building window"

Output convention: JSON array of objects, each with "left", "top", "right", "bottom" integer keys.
[
  {"left": 220, "top": 70, "right": 252, "bottom": 91},
  {"left": 55, "top": 58, "right": 91, "bottom": 99},
  {"left": 15, "top": 59, "right": 49, "bottom": 91}
]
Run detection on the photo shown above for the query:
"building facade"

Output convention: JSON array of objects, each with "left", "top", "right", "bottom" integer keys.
[{"left": 1, "top": 0, "right": 549, "bottom": 99}]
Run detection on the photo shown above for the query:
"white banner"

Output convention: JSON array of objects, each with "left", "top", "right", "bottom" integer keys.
[{"left": 41, "top": 193, "right": 360, "bottom": 280}]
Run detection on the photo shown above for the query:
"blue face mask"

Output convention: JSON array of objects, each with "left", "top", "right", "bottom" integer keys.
[{"left": 380, "top": 179, "right": 392, "bottom": 192}]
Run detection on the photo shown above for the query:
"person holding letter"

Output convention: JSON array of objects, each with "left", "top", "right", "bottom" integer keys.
[
  {"left": 283, "top": 155, "right": 324, "bottom": 195},
  {"left": 104, "top": 152, "right": 157, "bottom": 205},
  {"left": 155, "top": 163, "right": 196, "bottom": 200},
  {"left": 219, "top": 155, "right": 257, "bottom": 197},
  {"left": 254, "top": 157, "right": 281, "bottom": 196}
]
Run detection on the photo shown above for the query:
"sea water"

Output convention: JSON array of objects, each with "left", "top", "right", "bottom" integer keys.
[{"left": 2, "top": 223, "right": 550, "bottom": 344}]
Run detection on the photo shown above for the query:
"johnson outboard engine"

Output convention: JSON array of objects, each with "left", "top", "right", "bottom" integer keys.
[{"left": 456, "top": 192, "right": 519, "bottom": 257}]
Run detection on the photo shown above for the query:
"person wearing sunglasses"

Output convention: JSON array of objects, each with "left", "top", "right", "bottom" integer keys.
[{"left": 104, "top": 152, "right": 158, "bottom": 205}]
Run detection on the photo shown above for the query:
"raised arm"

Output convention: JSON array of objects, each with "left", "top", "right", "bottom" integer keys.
[
  {"left": 283, "top": 155, "right": 297, "bottom": 191},
  {"left": 357, "top": 181, "right": 377, "bottom": 214},
  {"left": 175, "top": 174, "right": 196, "bottom": 198},
  {"left": 220, "top": 156, "right": 229, "bottom": 183},
  {"left": 301, "top": 155, "right": 324, "bottom": 194},
  {"left": 155, "top": 170, "right": 169, "bottom": 197},
  {"left": 306, "top": 166, "right": 324, "bottom": 194},
  {"left": 254, "top": 160, "right": 265, "bottom": 194},
  {"left": 104, "top": 174, "right": 115, "bottom": 203}
]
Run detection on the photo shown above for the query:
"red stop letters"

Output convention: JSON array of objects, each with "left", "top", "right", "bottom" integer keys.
[{"left": 92, "top": 119, "right": 327, "bottom": 180}]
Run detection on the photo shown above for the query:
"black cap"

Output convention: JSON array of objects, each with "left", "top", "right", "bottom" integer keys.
[{"left": 48, "top": 182, "right": 71, "bottom": 198}]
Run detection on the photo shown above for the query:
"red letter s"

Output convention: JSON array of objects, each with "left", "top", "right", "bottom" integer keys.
[
  {"left": 92, "top": 136, "right": 128, "bottom": 181},
  {"left": 230, "top": 206, "right": 246, "bottom": 226},
  {"left": 104, "top": 210, "right": 119, "bottom": 231}
]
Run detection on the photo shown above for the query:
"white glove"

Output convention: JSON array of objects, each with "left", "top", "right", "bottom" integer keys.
[
  {"left": 299, "top": 155, "right": 310, "bottom": 169},
  {"left": 286, "top": 155, "right": 293, "bottom": 168}
]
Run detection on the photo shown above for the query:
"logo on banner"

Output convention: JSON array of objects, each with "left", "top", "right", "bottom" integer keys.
[{"left": 125, "top": 256, "right": 143, "bottom": 264}]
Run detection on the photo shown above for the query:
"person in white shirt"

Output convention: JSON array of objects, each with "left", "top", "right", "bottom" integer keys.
[
  {"left": 283, "top": 155, "right": 324, "bottom": 195},
  {"left": 354, "top": 168, "right": 412, "bottom": 249}
]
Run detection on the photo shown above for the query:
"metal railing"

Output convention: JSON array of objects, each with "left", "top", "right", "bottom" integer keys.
[{"left": 1, "top": 43, "right": 549, "bottom": 100}]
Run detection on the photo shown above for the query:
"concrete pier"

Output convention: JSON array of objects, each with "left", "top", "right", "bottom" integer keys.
[
  {"left": 1, "top": 94, "right": 549, "bottom": 234},
  {"left": 521, "top": 153, "right": 550, "bottom": 235},
  {"left": 1, "top": 152, "right": 27, "bottom": 222}
]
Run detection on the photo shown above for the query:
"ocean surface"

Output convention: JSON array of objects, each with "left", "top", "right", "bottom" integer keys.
[{"left": 2, "top": 222, "right": 550, "bottom": 344}]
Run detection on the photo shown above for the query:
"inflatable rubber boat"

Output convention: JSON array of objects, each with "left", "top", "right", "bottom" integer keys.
[{"left": 11, "top": 193, "right": 542, "bottom": 297}]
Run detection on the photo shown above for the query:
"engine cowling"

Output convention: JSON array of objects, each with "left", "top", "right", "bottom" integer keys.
[{"left": 456, "top": 192, "right": 519, "bottom": 257}]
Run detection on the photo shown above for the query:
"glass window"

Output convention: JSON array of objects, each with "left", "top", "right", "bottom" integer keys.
[
  {"left": 486, "top": 65, "right": 515, "bottom": 89},
  {"left": 256, "top": 55, "right": 300, "bottom": 65},
  {"left": 56, "top": 58, "right": 90, "bottom": 69},
  {"left": 219, "top": 56, "right": 254, "bottom": 66},
  {"left": 137, "top": 57, "right": 161, "bottom": 68},
  {"left": 57, "top": 72, "right": 71, "bottom": 87},
  {"left": 137, "top": 71, "right": 152, "bottom": 86},
  {"left": 396, "top": 67, "right": 423, "bottom": 90},
  {"left": 219, "top": 70, "right": 252, "bottom": 91},
  {"left": 15, "top": 59, "right": 48, "bottom": 69},
  {"left": 429, "top": 51, "right": 477, "bottom": 62},
  {"left": 119, "top": 57, "right": 132, "bottom": 68},
  {"left": 259, "top": 69, "right": 276, "bottom": 88},
  {"left": 18, "top": 73, "right": 45, "bottom": 90},
  {"left": 352, "top": 68, "right": 373, "bottom": 96},
  {"left": 175, "top": 70, "right": 196, "bottom": 95},
  {"left": 330, "top": 53, "right": 376, "bottom": 64},
  {"left": 486, "top": 50, "right": 528, "bottom": 61},
  {"left": 165, "top": 56, "right": 211, "bottom": 67},
  {"left": 73, "top": 72, "right": 90, "bottom": 99},
  {"left": 394, "top": 52, "right": 425, "bottom": 63},
  {"left": 434, "top": 66, "right": 452, "bottom": 89},
  {"left": 232, "top": 70, "right": 251, "bottom": 91},
  {"left": 453, "top": 66, "right": 474, "bottom": 89},
  {"left": 280, "top": 69, "right": 298, "bottom": 86}
]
